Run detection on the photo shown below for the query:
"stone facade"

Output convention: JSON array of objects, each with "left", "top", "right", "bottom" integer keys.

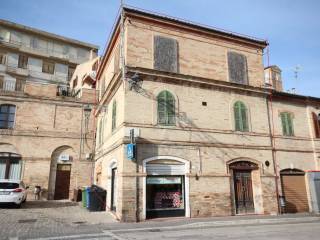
[
  {"left": 94, "top": 7, "right": 320, "bottom": 222},
  {"left": 0, "top": 20, "right": 98, "bottom": 200}
]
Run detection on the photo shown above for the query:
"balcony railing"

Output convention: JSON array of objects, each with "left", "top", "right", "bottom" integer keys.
[
  {"left": 0, "top": 78, "right": 25, "bottom": 92},
  {"left": 0, "top": 37, "right": 88, "bottom": 63},
  {"left": 56, "top": 85, "right": 80, "bottom": 97}
]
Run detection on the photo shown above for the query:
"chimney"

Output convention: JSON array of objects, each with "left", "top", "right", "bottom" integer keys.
[{"left": 264, "top": 65, "right": 283, "bottom": 91}]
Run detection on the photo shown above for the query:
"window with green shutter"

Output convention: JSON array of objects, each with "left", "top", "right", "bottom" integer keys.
[
  {"left": 157, "top": 90, "right": 176, "bottom": 125},
  {"left": 112, "top": 101, "right": 117, "bottom": 132},
  {"left": 280, "top": 112, "right": 294, "bottom": 136},
  {"left": 234, "top": 101, "right": 249, "bottom": 132}
]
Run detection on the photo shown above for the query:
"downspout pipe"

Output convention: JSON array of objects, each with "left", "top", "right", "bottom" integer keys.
[{"left": 266, "top": 90, "right": 281, "bottom": 214}]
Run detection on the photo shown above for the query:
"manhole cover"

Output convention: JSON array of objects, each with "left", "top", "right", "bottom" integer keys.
[{"left": 18, "top": 219, "right": 37, "bottom": 223}]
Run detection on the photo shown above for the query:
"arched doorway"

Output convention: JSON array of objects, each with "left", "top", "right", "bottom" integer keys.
[
  {"left": 48, "top": 146, "right": 76, "bottom": 200},
  {"left": 229, "top": 161, "right": 258, "bottom": 214},
  {"left": 142, "top": 156, "right": 190, "bottom": 219},
  {"left": 280, "top": 168, "right": 309, "bottom": 213}
]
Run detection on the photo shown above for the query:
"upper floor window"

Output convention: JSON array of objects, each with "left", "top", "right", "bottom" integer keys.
[
  {"left": 154, "top": 36, "right": 178, "bottom": 73},
  {"left": 0, "top": 104, "right": 16, "bottom": 129},
  {"left": 312, "top": 112, "right": 320, "bottom": 138},
  {"left": 112, "top": 100, "right": 117, "bottom": 132},
  {"left": 157, "top": 90, "right": 176, "bottom": 125},
  {"left": 228, "top": 52, "right": 248, "bottom": 85},
  {"left": 68, "top": 67, "right": 75, "bottom": 81},
  {"left": 280, "top": 112, "right": 294, "bottom": 136},
  {"left": 42, "top": 61, "right": 55, "bottom": 74},
  {"left": 18, "top": 55, "right": 28, "bottom": 69},
  {"left": 234, "top": 101, "right": 249, "bottom": 132},
  {"left": 0, "top": 153, "right": 22, "bottom": 180},
  {"left": 0, "top": 52, "right": 5, "bottom": 64}
]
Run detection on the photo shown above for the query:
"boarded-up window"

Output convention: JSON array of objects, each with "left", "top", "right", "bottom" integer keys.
[
  {"left": 154, "top": 36, "right": 178, "bottom": 73},
  {"left": 228, "top": 52, "right": 248, "bottom": 85}
]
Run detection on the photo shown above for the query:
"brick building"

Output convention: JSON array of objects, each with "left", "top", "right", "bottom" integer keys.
[
  {"left": 0, "top": 19, "right": 98, "bottom": 200},
  {"left": 94, "top": 7, "right": 320, "bottom": 222}
]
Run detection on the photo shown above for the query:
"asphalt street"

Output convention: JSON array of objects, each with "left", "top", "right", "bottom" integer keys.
[{"left": 1, "top": 201, "right": 320, "bottom": 240}]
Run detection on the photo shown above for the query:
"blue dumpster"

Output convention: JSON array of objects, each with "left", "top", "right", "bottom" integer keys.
[{"left": 86, "top": 187, "right": 90, "bottom": 209}]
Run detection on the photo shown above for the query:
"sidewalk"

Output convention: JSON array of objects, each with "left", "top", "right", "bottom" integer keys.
[{"left": 104, "top": 213, "right": 320, "bottom": 231}]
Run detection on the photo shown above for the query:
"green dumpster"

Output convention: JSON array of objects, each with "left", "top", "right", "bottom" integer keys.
[{"left": 82, "top": 187, "right": 89, "bottom": 207}]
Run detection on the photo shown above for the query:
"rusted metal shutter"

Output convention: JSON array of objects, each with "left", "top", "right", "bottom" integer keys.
[{"left": 281, "top": 174, "right": 309, "bottom": 213}]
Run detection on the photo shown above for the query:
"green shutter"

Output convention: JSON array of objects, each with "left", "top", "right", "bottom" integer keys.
[
  {"left": 281, "top": 112, "right": 294, "bottom": 136},
  {"left": 287, "top": 113, "right": 294, "bottom": 136},
  {"left": 157, "top": 91, "right": 175, "bottom": 125},
  {"left": 234, "top": 101, "right": 248, "bottom": 132},
  {"left": 280, "top": 113, "right": 287, "bottom": 135},
  {"left": 234, "top": 102, "right": 241, "bottom": 131}
]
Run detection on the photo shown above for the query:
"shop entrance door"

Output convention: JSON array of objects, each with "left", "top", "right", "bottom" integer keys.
[
  {"left": 111, "top": 168, "right": 117, "bottom": 211},
  {"left": 54, "top": 164, "right": 71, "bottom": 200},
  {"left": 146, "top": 176, "right": 185, "bottom": 219},
  {"left": 233, "top": 170, "right": 254, "bottom": 214}
]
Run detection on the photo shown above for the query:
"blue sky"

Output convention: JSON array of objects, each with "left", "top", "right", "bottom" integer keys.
[{"left": 1, "top": 0, "right": 319, "bottom": 97}]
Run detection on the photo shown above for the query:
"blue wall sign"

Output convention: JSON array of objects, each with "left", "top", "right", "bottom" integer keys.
[{"left": 127, "top": 144, "right": 136, "bottom": 160}]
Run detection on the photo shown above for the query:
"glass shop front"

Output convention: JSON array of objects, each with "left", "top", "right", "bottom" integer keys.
[{"left": 146, "top": 176, "right": 185, "bottom": 218}]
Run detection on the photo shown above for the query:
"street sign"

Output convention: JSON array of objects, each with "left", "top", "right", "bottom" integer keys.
[{"left": 127, "top": 143, "right": 136, "bottom": 160}]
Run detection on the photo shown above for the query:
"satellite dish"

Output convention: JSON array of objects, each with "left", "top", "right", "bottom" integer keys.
[{"left": 89, "top": 71, "right": 96, "bottom": 80}]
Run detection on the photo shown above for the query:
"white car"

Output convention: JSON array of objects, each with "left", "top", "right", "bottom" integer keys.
[{"left": 0, "top": 179, "right": 28, "bottom": 207}]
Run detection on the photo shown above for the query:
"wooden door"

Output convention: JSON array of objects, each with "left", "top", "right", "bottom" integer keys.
[
  {"left": 234, "top": 170, "right": 254, "bottom": 214},
  {"left": 54, "top": 164, "right": 71, "bottom": 200},
  {"left": 281, "top": 173, "right": 309, "bottom": 213}
]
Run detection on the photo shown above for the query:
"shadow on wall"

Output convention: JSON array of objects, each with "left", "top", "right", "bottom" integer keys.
[{"left": 132, "top": 76, "right": 242, "bottom": 166}]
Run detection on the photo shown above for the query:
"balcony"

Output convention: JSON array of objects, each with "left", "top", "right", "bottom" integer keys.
[
  {"left": 0, "top": 78, "right": 25, "bottom": 92},
  {"left": 6, "top": 64, "right": 29, "bottom": 76},
  {"left": 56, "top": 85, "right": 80, "bottom": 97},
  {"left": 0, "top": 37, "right": 86, "bottom": 64}
]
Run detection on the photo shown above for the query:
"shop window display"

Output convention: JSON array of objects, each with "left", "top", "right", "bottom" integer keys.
[{"left": 146, "top": 176, "right": 185, "bottom": 218}]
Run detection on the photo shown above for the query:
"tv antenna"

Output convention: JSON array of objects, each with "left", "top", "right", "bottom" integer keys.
[{"left": 293, "top": 65, "right": 301, "bottom": 81}]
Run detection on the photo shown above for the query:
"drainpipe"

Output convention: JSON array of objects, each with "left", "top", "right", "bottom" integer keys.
[{"left": 266, "top": 91, "right": 281, "bottom": 214}]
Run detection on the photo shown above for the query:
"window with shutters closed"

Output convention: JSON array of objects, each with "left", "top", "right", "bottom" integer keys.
[
  {"left": 234, "top": 101, "right": 249, "bottom": 132},
  {"left": 112, "top": 101, "right": 117, "bottom": 132},
  {"left": 228, "top": 52, "right": 248, "bottom": 85},
  {"left": 280, "top": 112, "right": 294, "bottom": 136},
  {"left": 157, "top": 90, "right": 176, "bottom": 126},
  {"left": 154, "top": 36, "right": 178, "bottom": 73},
  {"left": 312, "top": 112, "right": 320, "bottom": 138}
]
